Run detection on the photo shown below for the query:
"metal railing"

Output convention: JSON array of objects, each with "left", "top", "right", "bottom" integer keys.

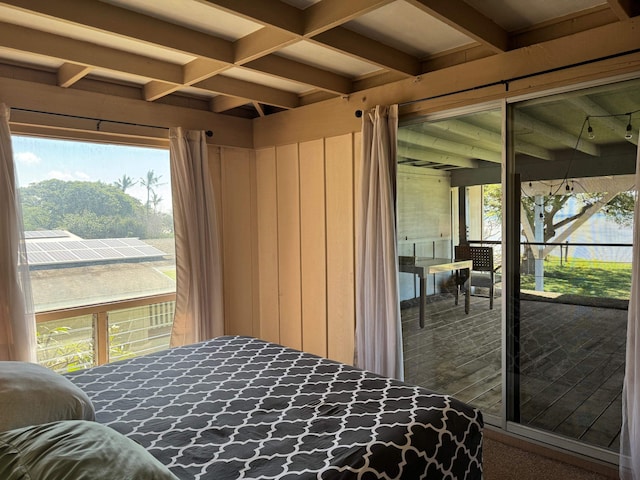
[{"left": 36, "top": 292, "right": 176, "bottom": 373}]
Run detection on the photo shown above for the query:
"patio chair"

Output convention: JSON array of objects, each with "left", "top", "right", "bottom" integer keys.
[{"left": 455, "top": 245, "right": 501, "bottom": 309}]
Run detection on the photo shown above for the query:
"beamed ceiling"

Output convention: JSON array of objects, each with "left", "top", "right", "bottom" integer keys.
[{"left": 0, "top": 0, "right": 639, "bottom": 169}]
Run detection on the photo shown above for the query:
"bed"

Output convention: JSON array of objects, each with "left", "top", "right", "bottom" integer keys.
[{"left": 63, "top": 335, "right": 483, "bottom": 479}]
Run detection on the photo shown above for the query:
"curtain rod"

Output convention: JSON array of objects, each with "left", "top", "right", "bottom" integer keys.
[
  {"left": 10, "top": 107, "right": 213, "bottom": 137},
  {"left": 354, "top": 48, "right": 640, "bottom": 117}
]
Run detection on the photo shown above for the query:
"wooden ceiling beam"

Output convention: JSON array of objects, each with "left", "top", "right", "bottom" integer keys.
[
  {"left": 515, "top": 111, "right": 600, "bottom": 156},
  {"left": 0, "top": 21, "right": 183, "bottom": 84},
  {"left": 244, "top": 56, "right": 352, "bottom": 95},
  {"left": 399, "top": 127, "right": 501, "bottom": 162},
  {"left": 397, "top": 145, "right": 480, "bottom": 168},
  {"left": 202, "top": 0, "right": 305, "bottom": 35},
  {"left": 195, "top": 75, "right": 300, "bottom": 109},
  {"left": 3, "top": 0, "right": 234, "bottom": 62},
  {"left": 57, "top": 62, "right": 91, "bottom": 88},
  {"left": 405, "top": 0, "right": 509, "bottom": 53},
  {"left": 204, "top": 0, "right": 420, "bottom": 78},
  {"left": 426, "top": 118, "right": 554, "bottom": 160},
  {"left": 312, "top": 28, "right": 420, "bottom": 76},
  {"left": 234, "top": 28, "right": 299, "bottom": 65},
  {"left": 303, "top": 0, "right": 395, "bottom": 36},
  {"left": 183, "top": 58, "right": 229, "bottom": 85},
  {"left": 210, "top": 95, "right": 251, "bottom": 113},
  {"left": 144, "top": 81, "right": 180, "bottom": 102}
]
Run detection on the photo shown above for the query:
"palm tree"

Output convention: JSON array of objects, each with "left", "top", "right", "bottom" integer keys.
[
  {"left": 151, "top": 191, "right": 163, "bottom": 213},
  {"left": 140, "top": 170, "right": 163, "bottom": 213},
  {"left": 114, "top": 174, "right": 136, "bottom": 193}
]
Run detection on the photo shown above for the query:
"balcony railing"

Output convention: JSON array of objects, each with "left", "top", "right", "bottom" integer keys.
[{"left": 36, "top": 293, "right": 176, "bottom": 373}]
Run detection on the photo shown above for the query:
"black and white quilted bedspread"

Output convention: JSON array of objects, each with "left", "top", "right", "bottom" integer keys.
[{"left": 67, "top": 336, "right": 483, "bottom": 479}]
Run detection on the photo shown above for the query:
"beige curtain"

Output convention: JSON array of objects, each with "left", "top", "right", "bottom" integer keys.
[
  {"left": 621, "top": 130, "right": 640, "bottom": 479},
  {"left": 355, "top": 105, "right": 404, "bottom": 380},
  {"left": 169, "top": 128, "right": 224, "bottom": 346},
  {"left": 0, "top": 104, "right": 36, "bottom": 362}
]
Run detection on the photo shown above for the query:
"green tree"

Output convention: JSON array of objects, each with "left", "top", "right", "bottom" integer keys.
[{"left": 21, "top": 179, "right": 147, "bottom": 238}]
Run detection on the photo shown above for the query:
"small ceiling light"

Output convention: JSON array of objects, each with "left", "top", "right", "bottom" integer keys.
[
  {"left": 625, "top": 116, "right": 634, "bottom": 140},
  {"left": 587, "top": 118, "right": 595, "bottom": 139}
]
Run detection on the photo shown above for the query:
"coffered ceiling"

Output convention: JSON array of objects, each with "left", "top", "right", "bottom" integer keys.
[{"left": 0, "top": 0, "right": 636, "bottom": 120}]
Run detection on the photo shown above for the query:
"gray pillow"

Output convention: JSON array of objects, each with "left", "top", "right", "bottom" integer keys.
[
  {"left": 0, "top": 420, "right": 179, "bottom": 480},
  {"left": 0, "top": 361, "right": 95, "bottom": 432}
]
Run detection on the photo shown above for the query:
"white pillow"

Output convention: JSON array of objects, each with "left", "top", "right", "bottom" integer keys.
[{"left": 0, "top": 361, "right": 95, "bottom": 432}]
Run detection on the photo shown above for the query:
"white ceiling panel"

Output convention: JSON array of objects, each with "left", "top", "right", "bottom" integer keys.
[
  {"left": 464, "top": 0, "right": 607, "bottom": 31},
  {"left": 345, "top": 1, "right": 473, "bottom": 58},
  {"left": 101, "top": 0, "right": 263, "bottom": 40}
]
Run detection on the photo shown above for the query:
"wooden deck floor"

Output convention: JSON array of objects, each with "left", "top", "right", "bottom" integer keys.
[{"left": 401, "top": 293, "right": 627, "bottom": 452}]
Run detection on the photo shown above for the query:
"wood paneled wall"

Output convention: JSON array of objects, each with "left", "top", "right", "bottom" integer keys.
[{"left": 254, "top": 133, "right": 360, "bottom": 365}]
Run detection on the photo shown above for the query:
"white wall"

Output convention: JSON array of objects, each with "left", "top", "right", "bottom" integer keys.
[{"left": 397, "top": 165, "right": 452, "bottom": 301}]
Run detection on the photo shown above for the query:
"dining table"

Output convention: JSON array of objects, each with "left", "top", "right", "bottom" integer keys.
[{"left": 399, "top": 256, "right": 473, "bottom": 328}]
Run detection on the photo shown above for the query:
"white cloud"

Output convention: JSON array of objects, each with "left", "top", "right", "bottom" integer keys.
[
  {"left": 15, "top": 152, "right": 41, "bottom": 165},
  {"left": 74, "top": 171, "right": 91, "bottom": 180}
]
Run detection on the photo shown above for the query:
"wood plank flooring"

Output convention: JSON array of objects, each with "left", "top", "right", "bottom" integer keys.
[{"left": 401, "top": 293, "right": 627, "bottom": 452}]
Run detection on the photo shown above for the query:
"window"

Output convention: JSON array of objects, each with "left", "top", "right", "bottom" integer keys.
[{"left": 13, "top": 136, "right": 176, "bottom": 372}]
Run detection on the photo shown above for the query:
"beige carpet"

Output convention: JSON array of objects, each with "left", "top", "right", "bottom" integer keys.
[{"left": 483, "top": 437, "right": 616, "bottom": 480}]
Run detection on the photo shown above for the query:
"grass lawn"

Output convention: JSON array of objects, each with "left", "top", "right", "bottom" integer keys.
[{"left": 520, "top": 256, "right": 631, "bottom": 299}]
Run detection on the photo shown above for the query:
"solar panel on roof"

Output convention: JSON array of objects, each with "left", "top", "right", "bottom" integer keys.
[
  {"left": 24, "top": 230, "right": 70, "bottom": 239},
  {"left": 27, "top": 251, "right": 54, "bottom": 264},
  {"left": 26, "top": 238, "right": 167, "bottom": 266}
]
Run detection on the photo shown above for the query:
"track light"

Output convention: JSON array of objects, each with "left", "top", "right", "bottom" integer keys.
[{"left": 625, "top": 116, "right": 634, "bottom": 140}]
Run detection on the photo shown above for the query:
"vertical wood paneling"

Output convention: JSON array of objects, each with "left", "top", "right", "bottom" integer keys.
[
  {"left": 299, "top": 139, "right": 327, "bottom": 357},
  {"left": 220, "top": 147, "right": 254, "bottom": 336},
  {"left": 255, "top": 147, "right": 280, "bottom": 344},
  {"left": 325, "top": 133, "right": 355, "bottom": 364},
  {"left": 276, "top": 144, "right": 302, "bottom": 350}
]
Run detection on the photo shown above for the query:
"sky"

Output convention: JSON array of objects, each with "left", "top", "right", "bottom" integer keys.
[{"left": 12, "top": 135, "right": 173, "bottom": 212}]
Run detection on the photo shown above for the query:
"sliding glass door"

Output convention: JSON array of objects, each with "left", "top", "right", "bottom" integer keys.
[
  {"left": 397, "top": 106, "right": 503, "bottom": 420},
  {"left": 507, "top": 78, "right": 639, "bottom": 454}
]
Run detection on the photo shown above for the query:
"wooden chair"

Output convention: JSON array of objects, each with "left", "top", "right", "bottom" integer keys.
[{"left": 455, "top": 245, "right": 501, "bottom": 309}]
